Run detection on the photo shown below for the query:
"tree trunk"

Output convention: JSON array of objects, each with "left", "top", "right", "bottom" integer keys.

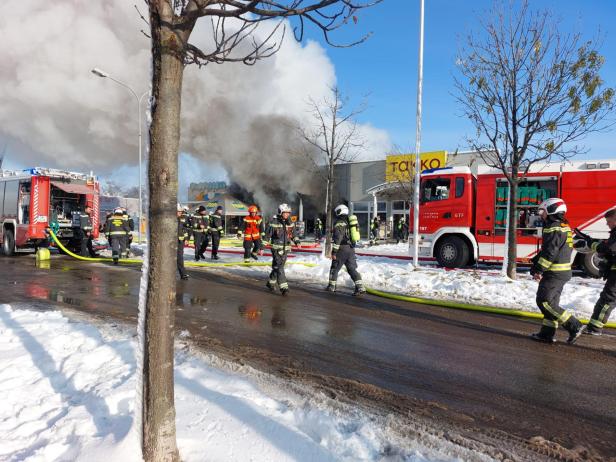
[
  {"left": 142, "top": 6, "right": 183, "bottom": 461},
  {"left": 324, "top": 166, "right": 334, "bottom": 257},
  {"left": 506, "top": 178, "right": 518, "bottom": 279}
]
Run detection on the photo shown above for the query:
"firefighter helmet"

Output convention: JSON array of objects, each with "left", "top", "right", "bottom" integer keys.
[
  {"left": 278, "top": 203, "right": 291, "bottom": 215},
  {"left": 248, "top": 205, "right": 258, "bottom": 214},
  {"left": 113, "top": 207, "right": 123, "bottom": 215},
  {"left": 538, "top": 198, "right": 567, "bottom": 215},
  {"left": 334, "top": 204, "right": 349, "bottom": 216}
]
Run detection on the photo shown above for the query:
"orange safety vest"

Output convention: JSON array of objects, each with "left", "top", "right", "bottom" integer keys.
[{"left": 243, "top": 215, "right": 263, "bottom": 241}]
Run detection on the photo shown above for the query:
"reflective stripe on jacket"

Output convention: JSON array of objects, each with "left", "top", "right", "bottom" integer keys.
[
  {"left": 532, "top": 217, "right": 573, "bottom": 278},
  {"left": 243, "top": 215, "right": 264, "bottom": 241}
]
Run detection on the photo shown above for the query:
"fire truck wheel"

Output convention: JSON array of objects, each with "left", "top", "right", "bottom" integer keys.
[
  {"left": 435, "top": 235, "right": 470, "bottom": 268},
  {"left": 2, "top": 228, "right": 16, "bottom": 256},
  {"left": 581, "top": 252, "right": 604, "bottom": 278}
]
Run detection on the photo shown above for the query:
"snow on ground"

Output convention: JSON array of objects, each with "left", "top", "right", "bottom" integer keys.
[
  {"left": 0, "top": 304, "right": 489, "bottom": 462},
  {"left": 208, "top": 255, "right": 605, "bottom": 320}
]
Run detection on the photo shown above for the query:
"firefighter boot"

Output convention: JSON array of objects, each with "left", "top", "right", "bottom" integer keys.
[
  {"left": 583, "top": 325, "right": 603, "bottom": 336},
  {"left": 325, "top": 284, "right": 336, "bottom": 293},
  {"left": 564, "top": 318, "right": 585, "bottom": 344},
  {"left": 113, "top": 257, "right": 119, "bottom": 266},
  {"left": 530, "top": 325, "right": 556, "bottom": 344},
  {"left": 280, "top": 288, "right": 289, "bottom": 296},
  {"left": 266, "top": 280, "right": 277, "bottom": 292},
  {"left": 353, "top": 284, "right": 366, "bottom": 297},
  {"left": 251, "top": 252, "right": 259, "bottom": 261}
]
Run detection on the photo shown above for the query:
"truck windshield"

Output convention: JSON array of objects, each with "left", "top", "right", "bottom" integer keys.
[{"left": 421, "top": 178, "right": 451, "bottom": 203}]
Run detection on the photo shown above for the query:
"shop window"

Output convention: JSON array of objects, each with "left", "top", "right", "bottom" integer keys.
[
  {"left": 352, "top": 202, "right": 369, "bottom": 212},
  {"left": 421, "top": 178, "right": 451, "bottom": 203}
]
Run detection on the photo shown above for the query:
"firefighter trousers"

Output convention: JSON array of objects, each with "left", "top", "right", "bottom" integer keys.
[
  {"left": 536, "top": 274, "right": 580, "bottom": 335},
  {"left": 269, "top": 250, "right": 288, "bottom": 290},
  {"left": 589, "top": 272, "right": 616, "bottom": 331},
  {"left": 211, "top": 233, "right": 220, "bottom": 257},
  {"left": 194, "top": 231, "right": 208, "bottom": 259},
  {"left": 243, "top": 239, "right": 260, "bottom": 260},
  {"left": 110, "top": 236, "right": 127, "bottom": 260},
  {"left": 329, "top": 245, "right": 363, "bottom": 288},
  {"left": 177, "top": 239, "right": 187, "bottom": 278}
]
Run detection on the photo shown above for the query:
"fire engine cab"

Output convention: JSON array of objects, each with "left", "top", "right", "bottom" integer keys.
[
  {"left": 412, "top": 160, "right": 616, "bottom": 276},
  {"left": 0, "top": 167, "right": 100, "bottom": 255}
]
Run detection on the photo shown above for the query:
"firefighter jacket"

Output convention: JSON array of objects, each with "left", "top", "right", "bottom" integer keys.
[
  {"left": 242, "top": 215, "right": 264, "bottom": 241},
  {"left": 178, "top": 215, "right": 189, "bottom": 241},
  {"left": 73, "top": 211, "right": 92, "bottom": 232},
  {"left": 331, "top": 217, "right": 353, "bottom": 256},
  {"left": 105, "top": 214, "right": 131, "bottom": 238},
  {"left": 122, "top": 214, "right": 135, "bottom": 232},
  {"left": 266, "top": 216, "right": 300, "bottom": 253},
  {"left": 590, "top": 227, "right": 616, "bottom": 274},
  {"left": 370, "top": 219, "right": 379, "bottom": 231},
  {"left": 209, "top": 214, "right": 224, "bottom": 236},
  {"left": 531, "top": 216, "right": 573, "bottom": 279},
  {"left": 192, "top": 214, "right": 209, "bottom": 233}
]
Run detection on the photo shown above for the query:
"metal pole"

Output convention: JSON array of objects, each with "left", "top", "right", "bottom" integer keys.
[{"left": 411, "top": 0, "right": 425, "bottom": 266}]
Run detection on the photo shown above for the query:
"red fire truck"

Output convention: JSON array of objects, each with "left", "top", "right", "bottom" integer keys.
[
  {"left": 0, "top": 167, "right": 100, "bottom": 255},
  {"left": 412, "top": 160, "right": 616, "bottom": 276}
]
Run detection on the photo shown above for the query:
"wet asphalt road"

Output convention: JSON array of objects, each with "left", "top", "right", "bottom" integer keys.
[{"left": 2, "top": 255, "right": 616, "bottom": 458}]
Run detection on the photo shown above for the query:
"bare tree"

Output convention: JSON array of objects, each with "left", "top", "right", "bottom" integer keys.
[
  {"left": 298, "top": 86, "right": 366, "bottom": 255},
  {"left": 141, "top": 1, "right": 380, "bottom": 461},
  {"left": 455, "top": 0, "right": 614, "bottom": 279}
]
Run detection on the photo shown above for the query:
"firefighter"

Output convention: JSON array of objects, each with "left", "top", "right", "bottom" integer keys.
[
  {"left": 369, "top": 216, "right": 380, "bottom": 246},
  {"left": 105, "top": 207, "right": 130, "bottom": 265},
  {"left": 326, "top": 204, "right": 365, "bottom": 296},
  {"left": 395, "top": 216, "right": 408, "bottom": 244},
  {"left": 265, "top": 203, "right": 300, "bottom": 296},
  {"left": 314, "top": 217, "right": 323, "bottom": 242},
  {"left": 240, "top": 205, "right": 264, "bottom": 263},
  {"left": 574, "top": 207, "right": 616, "bottom": 336},
  {"left": 529, "top": 198, "right": 584, "bottom": 344},
  {"left": 177, "top": 204, "right": 189, "bottom": 280},
  {"left": 192, "top": 206, "right": 209, "bottom": 261},
  {"left": 121, "top": 207, "right": 134, "bottom": 257},
  {"left": 209, "top": 205, "right": 224, "bottom": 260},
  {"left": 73, "top": 206, "right": 96, "bottom": 257}
]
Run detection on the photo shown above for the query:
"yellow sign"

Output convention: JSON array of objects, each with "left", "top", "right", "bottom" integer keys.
[{"left": 385, "top": 151, "right": 448, "bottom": 182}]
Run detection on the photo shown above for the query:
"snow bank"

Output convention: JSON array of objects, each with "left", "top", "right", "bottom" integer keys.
[{"left": 0, "top": 304, "right": 485, "bottom": 462}]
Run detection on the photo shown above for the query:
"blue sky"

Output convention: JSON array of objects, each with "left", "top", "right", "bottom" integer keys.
[{"left": 307, "top": 0, "right": 616, "bottom": 159}]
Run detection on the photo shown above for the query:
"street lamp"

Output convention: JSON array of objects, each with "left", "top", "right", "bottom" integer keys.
[
  {"left": 91, "top": 67, "right": 148, "bottom": 243},
  {"left": 410, "top": 0, "right": 425, "bottom": 267}
]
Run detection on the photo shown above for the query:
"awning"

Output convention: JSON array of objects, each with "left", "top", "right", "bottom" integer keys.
[
  {"left": 186, "top": 197, "right": 249, "bottom": 216},
  {"left": 51, "top": 181, "right": 92, "bottom": 195}
]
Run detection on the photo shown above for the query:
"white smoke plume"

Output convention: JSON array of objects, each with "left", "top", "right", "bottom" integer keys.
[{"left": 0, "top": 0, "right": 391, "bottom": 210}]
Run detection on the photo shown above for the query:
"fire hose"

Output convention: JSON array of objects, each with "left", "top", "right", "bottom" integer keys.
[{"left": 46, "top": 229, "right": 614, "bottom": 329}]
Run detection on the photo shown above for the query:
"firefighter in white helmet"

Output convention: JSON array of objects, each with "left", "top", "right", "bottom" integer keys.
[
  {"left": 530, "top": 198, "right": 584, "bottom": 344},
  {"left": 265, "top": 203, "right": 300, "bottom": 296},
  {"left": 326, "top": 204, "right": 365, "bottom": 296},
  {"left": 104, "top": 207, "right": 131, "bottom": 265}
]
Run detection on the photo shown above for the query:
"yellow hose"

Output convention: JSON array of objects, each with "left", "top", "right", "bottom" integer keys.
[
  {"left": 47, "top": 228, "right": 316, "bottom": 268},
  {"left": 45, "top": 229, "right": 614, "bottom": 328},
  {"left": 366, "top": 287, "right": 616, "bottom": 329}
]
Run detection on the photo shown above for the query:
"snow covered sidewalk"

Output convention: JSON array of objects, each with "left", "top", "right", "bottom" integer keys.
[{"left": 0, "top": 304, "right": 484, "bottom": 462}]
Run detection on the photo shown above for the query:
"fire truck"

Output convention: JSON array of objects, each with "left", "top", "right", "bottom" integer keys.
[
  {"left": 0, "top": 167, "right": 100, "bottom": 255},
  {"left": 411, "top": 160, "right": 616, "bottom": 276}
]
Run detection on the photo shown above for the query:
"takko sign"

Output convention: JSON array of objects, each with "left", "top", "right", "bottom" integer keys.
[{"left": 385, "top": 151, "right": 448, "bottom": 182}]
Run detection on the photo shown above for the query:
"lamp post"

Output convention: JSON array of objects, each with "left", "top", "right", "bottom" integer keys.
[
  {"left": 411, "top": 0, "right": 425, "bottom": 267},
  {"left": 91, "top": 67, "right": 148, "bottom": 243}
]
